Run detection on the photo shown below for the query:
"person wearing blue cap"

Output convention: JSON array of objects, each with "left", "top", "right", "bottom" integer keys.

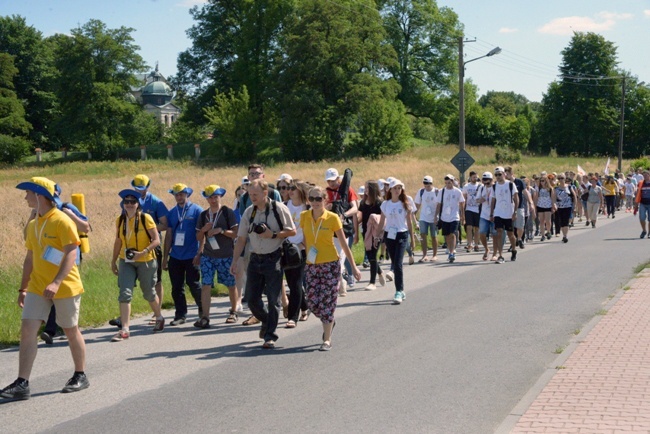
[
  {"left": 162, "top": 183, "right": 203, "bottom": 325},
  {"left": 130, "top": 174, "right": 169, "bottom": 325},
  {"left": 109, "top": 190, "right": 164, "bottom": 342},
  {"left": 194, "top": 185, "right": 238, "bottom": 328},
  {"left": 1, "top": 177, "right": 89, "bottom": 401}
]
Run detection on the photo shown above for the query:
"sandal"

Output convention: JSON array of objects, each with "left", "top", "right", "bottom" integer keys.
[
  {"left": 225, "top": 310, "right": 238, "bottom": 324},
  {"left": 286, "top": 320, "right": 296, "bottom": 329},
  {"left": 243, "top": 315, "right": 260, "bottom": 326},
  {"left": 418, "top": 256, "right": 429, "bottom": 263},
  {"left": 299, "top": 311, "right": 310, "bottom": 322},
  {"left": 482, "top": 252, "right": 489, "bottom": 261},
  {"left": 474, "top": 246, "right": 480, "bottom": 252},
  {"left": 193, "top": 317, "right": 210, "bottom": 329}
]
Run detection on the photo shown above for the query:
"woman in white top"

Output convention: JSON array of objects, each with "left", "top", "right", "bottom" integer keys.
[
  {"left": 284, "top": 180, "right": 311, "bottom": 327},
  {"left": 379, "top": 179, "right": 416, "bottom": 305},
  {"left": 534, "top": 175, "right": 556, "bottom": 241}
]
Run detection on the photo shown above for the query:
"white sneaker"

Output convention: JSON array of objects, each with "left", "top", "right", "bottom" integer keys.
[
  {"left": 378, "top": 273, "right": 386, "bottom": 286},
  {"left": 364, "top": 284, "right": 377, "bottom": 291},
  {"left": 385, "top": 271, "right": 394, "bottom": 282}
]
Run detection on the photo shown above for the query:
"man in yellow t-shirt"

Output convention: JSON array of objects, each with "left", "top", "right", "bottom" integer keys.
[{"left": 1, "top": 177, "right": 89, "bottom": 402}]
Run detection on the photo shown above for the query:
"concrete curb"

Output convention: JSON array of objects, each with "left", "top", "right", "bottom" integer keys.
[{"left": 493, "top": 271, "right": 645, "bottom": 434}]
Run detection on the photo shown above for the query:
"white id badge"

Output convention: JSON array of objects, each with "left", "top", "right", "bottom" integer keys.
[
  {"left": 42, "top": 246, "right": 64, "bottom": 266},
  {"left": 124, "top": 249, "right": 135, "bottom": 263},
  {"left": 307, "top": 246, "right": 318, "bottom": 263},
  {"left": 387, "top": 227, "right": 397, "bottom": 240},
  {"left": 174, "top": 231, "right": 186, "bottom": 246},
  {"left": 208, "top": 237, "right": 220, "bottom": 250}
]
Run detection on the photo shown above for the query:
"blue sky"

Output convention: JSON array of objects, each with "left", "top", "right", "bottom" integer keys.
[{"left": 2, "top": 0, "right": 649, "bottom": 102}]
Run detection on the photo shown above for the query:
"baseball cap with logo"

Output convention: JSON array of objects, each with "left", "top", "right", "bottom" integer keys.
[
  {"left": 423, "top": 175, "right": 433, "bottom": 183},
  {"left": 131, "top": 174, "right": 151, "bottom": 191},
  {"left": 202, "top": 184, "right": 226, "bottom": 198},
  {"left": 494, "top": 166, "right": 505, "bottom": 174},
  {"left": 482, "top": 172, "right": 493, "bottom": 180},
  {"left": 168, "top": 183, "right": 193, "bottom": 197}
]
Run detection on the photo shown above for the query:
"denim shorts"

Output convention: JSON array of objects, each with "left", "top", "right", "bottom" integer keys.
[
  {"left": 419, "top": 220, "right": 437, "bottom": 238},
  {"left": 479, "top": 218, "right": 495, "bottom": 235},
  {"left": 640, "top": 203, "right": 650, "bottom": 222}
]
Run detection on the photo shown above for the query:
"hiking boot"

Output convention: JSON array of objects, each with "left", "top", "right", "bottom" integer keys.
[
  {"left": 511, "top": 250, "right": 517, "bottom": 261},
  {"left": 61, "top": 373, "right": 89, "bottom": 393},
  {"left": 0, "top": 379, "right": 30, "bottom": 401}
]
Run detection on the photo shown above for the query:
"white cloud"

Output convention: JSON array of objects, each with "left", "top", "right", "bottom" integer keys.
[
  {"left": 176, "top": 0, "right": 207, "bottom": 7},
  {"left": 499, "top": 27, "right": 518, "bottom": 34},
  {"left": 538, "top": 11, "right": 633, "bottom": 35},
  {"left": 644, "top": 10, "right": 650, "bottom": 17}
]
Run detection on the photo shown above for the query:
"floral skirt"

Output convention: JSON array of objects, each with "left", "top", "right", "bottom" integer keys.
[{"left": 304, "top": 261, "right": 341, "bottom": 324}]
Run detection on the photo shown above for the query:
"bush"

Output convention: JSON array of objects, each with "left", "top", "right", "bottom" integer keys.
[
  {"left": 493, "top": 145, "right": 521, "bottom": 164},
  {"left": 630, "top": 157, "right": 650, "bottom": 171},
  {"left": 0, "top": 134, "right": 30, "bottom": 164}
]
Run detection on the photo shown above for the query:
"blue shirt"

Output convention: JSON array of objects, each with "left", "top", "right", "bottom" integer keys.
[
  {"left": 140, "top": 192, "right": 168, "bottom": 226},
  {"left": 167, "top": 201, "right": 203, "bottom": 260}
]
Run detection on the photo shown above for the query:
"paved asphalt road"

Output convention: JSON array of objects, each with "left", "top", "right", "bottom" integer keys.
[{"left": 1, "top": 213, "right": 648, "bottom": 433}]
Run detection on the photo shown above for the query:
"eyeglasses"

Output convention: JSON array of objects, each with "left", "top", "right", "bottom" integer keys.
[
  {"left": 123, "top": 199, "right": 138, "bottom": 205},
  {"left": 248, "top": 171, "right": 263, "bottom": 178},
  {"left": 308, "top": 196, "right": 324, "bottom": 202},
  {"left": 289, "top": 186, "right": 297, "bottom": 191}
]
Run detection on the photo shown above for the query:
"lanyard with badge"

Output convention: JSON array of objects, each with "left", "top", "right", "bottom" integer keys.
[
  {"left": 307, "top": 215, "right": 324, "bottom": 263},
  {"left": 207, "top": 208, "right": 222, "bottom": 250},
  {"left": 37, "top": 215, "right": 64, "bottom": 266},
  {"left": 174, "top": 204, "right": 188, "bottom": 246}
]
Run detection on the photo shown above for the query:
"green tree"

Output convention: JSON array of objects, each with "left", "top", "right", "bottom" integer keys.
[
  {"left": 278, "top": 0, "right": 404, "bottom": 160},
  {"left": 0, "top": 15, "right": 57, "bottom": 148},
  {"left": 50, "top": 20, "right": 148, "bottom": 158},
  {"left": 0, "top": 53, "right": 31, "bottom": 163},
  {"left": 624, "top": 80, "right": 650, "bottom": 157},
  {"left": 381, "top": 0, "right": 461, "bottom": 122},
  {"left": 538, "top": 32, "right": 621, "bottom": 156}
]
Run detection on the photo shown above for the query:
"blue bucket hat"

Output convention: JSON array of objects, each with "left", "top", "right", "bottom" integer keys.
[
  {"left": 16, "top": 177, "right": 57, "bottom": 202},
  {"left": 118, "top": 189, "right": 142, "bottom": 201},
  {"left": 202, "top": 184, "right": 226, "bottom": 198},
  {"left": 169, "top": 183, "right": 193, "bottom": 197}
]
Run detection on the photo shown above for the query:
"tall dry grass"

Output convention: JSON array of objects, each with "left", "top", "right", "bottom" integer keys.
[{"left": 0, "top": 146, "right": 623, "bottom": 270}]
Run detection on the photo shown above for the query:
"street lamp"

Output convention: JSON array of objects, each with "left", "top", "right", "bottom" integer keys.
[
  {"left": 619, "top": 80, "right": 646, "bottom": 173},
  {"left": 458, "top": 38, "right": 501, "bottom": 185}
]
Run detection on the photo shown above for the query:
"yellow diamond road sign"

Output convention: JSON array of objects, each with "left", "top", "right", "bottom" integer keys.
[{"left": 451, "top": 150, "right": 475, "bottom": 173}]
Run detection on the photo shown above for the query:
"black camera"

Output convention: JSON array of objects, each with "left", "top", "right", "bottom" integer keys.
[
  {"left": 251, "top": 222, "right": 268, "bottom": 234},
  {"left": 125, "top": 248, "right": 137, "bottom": 260}
]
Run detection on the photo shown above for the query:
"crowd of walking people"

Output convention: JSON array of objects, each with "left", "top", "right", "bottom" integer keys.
[{"left": 3, "top": 164, "right": 650, "bottom": 401}]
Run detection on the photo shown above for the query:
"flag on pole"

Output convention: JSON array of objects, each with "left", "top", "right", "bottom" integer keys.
[
  {"left": 604, "top": 157, "right": 610, "bottom": 175},
  {"left": 577, "top": 165, "right": 586, "bottom": 177}
]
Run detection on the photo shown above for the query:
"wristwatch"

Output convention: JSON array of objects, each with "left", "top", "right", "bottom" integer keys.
[{"left": 272, "top": 231, "right": 278, "bottom": 239}]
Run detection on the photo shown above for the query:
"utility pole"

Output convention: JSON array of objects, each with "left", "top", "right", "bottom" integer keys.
[{"left": 618, "top": 76, "right": 626, "bottom": 173}]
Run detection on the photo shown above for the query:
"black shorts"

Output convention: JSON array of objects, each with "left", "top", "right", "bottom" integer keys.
[
  {"left": 556, "top": 207, "right": 572, "bottom": 227},
  {"left": 536, "top": 207, "right": 551, "bottom": 213},
  {"left": 465, "top": 210, "right": 480, "bottom": 227},
  {"left": 494, "top": 216, "right": 514, "bottom": 232},
  {"left": 441, "top": 220, "right": 459, "bottom": 236}
]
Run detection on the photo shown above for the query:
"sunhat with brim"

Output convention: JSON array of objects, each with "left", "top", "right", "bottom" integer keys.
[
  {"left": 131, "top": 174, "right": 151, "bottom": 191},
  {"left": 119, "top": 189, "right": 142, "bottom": 201},
  {"left": 202, "top": 184, "right": 226, "bottom": 198},
  {"left": 169, "top": 183, "right": 193, "bottom": 197},
  {"left": 388, "top": 178, "right": 405, "bottom": 189},
  {"left": 16, "top": 177, "right": 57, "bottom": 202}
]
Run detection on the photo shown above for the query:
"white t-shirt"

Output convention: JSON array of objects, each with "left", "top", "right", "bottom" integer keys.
[
  {"left": 286, "top": 201, "right": 306, "bottom": 244},
  {"left": 477, "top": 184, "right": 494, "bottom": 220},
  {"left": 414, "top": 188, "right": 439, "bottom": 223},
  {"left": 492, "top": 181, "right": 518, "bottom": 219},
  {"left": 462, "top": 182, "right": 480, "bottom": 213},
  {"left": 406, "top": 196, "right": 417, "bottom": 213},
  {"left": 624, "top": 181, "right": 636, "bottom": 196},
  {"left": 435, "top": 186, "right": 465, "bottom": 223},
  {"left": 635, "top": 174, "right": 644, "bottom": 184},
  {"left": 380, "top": 199, "right": 410, "bottom": 233}
]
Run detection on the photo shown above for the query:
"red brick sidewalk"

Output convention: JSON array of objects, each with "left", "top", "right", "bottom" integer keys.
[{"left": 501, "top": 270, "right": 650, "bottom": 433}]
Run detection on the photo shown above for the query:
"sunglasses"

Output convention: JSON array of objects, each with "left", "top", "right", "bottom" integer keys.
[
  {"left": 495, "top": 173, "right": 503, "bottom": 177},
  {"left": 289, "top": 186, "right": 297, "bottom": 191},
  {"left": 482, "top": 179, "right": 490, "bottom": 182},
  {"left": 308, "top": 196, "right": 324, "bottom": 202},
  {"left": 444, "top": 178, "right": 452, "bottom": 181},
  {"left": 123, "top": 199, "right": 138, "bottom": 205},
  {"left": 278, "top": 186, "right": 289, "bottom": 190},
  {"left": 423, "top": 181, "right": 432, "bottom": 185},
  {"left": 248, "top": 171, "right": 263, "bottom": 177}
]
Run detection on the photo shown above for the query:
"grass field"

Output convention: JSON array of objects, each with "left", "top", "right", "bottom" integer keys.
[{"left": 0, "top": 143, "right": 630, "bottom": 345}]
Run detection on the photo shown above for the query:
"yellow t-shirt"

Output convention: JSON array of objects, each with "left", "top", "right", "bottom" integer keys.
[
  {"left": 300, "top": 210, "right": 343, "bottom": 264},
  {"left": 603, "top": 181, "right": 617, "bottom": 196},
  {"left": 115, "top": 213, "right": 157, "bottom": 262},
  {"left": 25, "top": 207, "right": 83, "bottom": 298}
]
